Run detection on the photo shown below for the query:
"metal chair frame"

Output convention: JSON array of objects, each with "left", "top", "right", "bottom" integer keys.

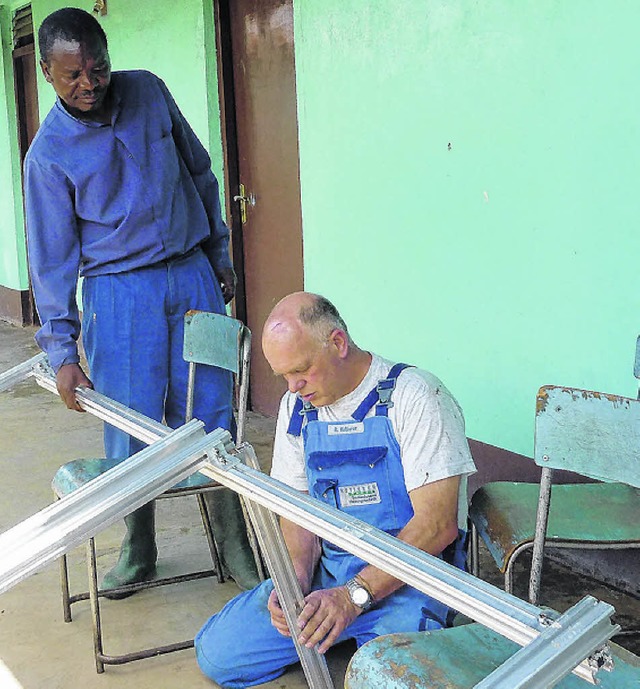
[
  {"left": 470, "top": 337, "right": 640, "bottom": 609},
  {"left": 469, "top": 380, "right": 640, "bottom": 610},
  {"left": 53, "top": 310, "right": 264, "bottom": 672}
]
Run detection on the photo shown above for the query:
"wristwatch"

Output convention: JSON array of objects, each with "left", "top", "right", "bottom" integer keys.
[{"left": 345, "top": 576, "right": 373, "bottom": 611}]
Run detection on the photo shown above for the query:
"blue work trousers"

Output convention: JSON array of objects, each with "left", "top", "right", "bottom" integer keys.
[
  {"left": 81, "top": 248, "right": 233, "bottom": 459},
  {"left": 195, "top": 576, "right": 442, "bottom": 688}
]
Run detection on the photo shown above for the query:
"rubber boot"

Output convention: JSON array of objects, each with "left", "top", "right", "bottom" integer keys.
[
  {"left": 205, "top": 489, "right": 261, "bottom": 591},
  {"left": 100, "top": 501, "right": 158, "bottom": 600}
]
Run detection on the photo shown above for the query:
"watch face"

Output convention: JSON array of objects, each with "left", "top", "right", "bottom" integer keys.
[{"left": 352, "top": 586, "right": 370, "bottom": 607}]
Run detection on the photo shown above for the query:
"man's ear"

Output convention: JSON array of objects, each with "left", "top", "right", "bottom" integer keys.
[
  {"left": 40, "top": 59, "right": 53, "bottom": 84},
  {"left": 330, "top": 329, "right": 349, "bottom": 359}
]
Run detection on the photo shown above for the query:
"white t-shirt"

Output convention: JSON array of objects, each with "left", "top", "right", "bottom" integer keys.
[{"left": 270, "top": 354, "right": 477, "bottom": 528}]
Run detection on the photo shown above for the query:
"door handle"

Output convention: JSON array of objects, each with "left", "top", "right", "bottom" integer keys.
[{"left": 233, "top": 183, "right": 255, "bottom": 225}]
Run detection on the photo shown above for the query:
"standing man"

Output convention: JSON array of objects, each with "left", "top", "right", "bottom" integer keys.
[
  {"left": 25, "top": 7, "right": 259, "bottom": 594},
  {"left": 195, "top": 292, "right": 476, "bottom": 687}
]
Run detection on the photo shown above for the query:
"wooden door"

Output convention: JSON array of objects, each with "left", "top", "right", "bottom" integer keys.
[
  {"left": 13, "top": 44, "right": 39, "bottom": 166},
  {"left": 12, "top": 6, "right": 40, "bottom": 325},
  {"left": 216, "top": 0, "right": 304, "bottom": 416}
]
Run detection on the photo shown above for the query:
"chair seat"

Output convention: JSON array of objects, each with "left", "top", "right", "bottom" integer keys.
[
  {"left": 52, "top": 457, "right": 219, "bottom": 499},
  {"left": 469, "top": 482, "right": 640, "bottom": 571},
  {"left": 344, "top": 624, "right": 640, "bottom": 689}
]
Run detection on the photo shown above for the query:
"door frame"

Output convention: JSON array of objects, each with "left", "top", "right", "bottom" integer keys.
[
  {"left": 210, "top": 0, "right": 305, "bottom": 415},
  {"left": 11, "top": 9, "right": 39, "bottom": 326},
  {"left": 212, "top": 0, "right": 247, "bottom": 326}
]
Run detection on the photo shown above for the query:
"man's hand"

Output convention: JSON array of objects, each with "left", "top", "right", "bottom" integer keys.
[
  {"left": 268, "top": 516, "right": 325, "bottom": 639},
  {"left": 297, "top": 586, "right": 360, "bottom": 654},
  {"left": 215, "top": 266, "right": 237, "bottom": 304},
  {"left": 267, "top": 584, "right": 360, "bottom": 654},
  {"left": 267, "top": 587, "right": 291, "bottom": 637},
  {"left": 56, "top": 363, "right": 93, "bottom": 411}
]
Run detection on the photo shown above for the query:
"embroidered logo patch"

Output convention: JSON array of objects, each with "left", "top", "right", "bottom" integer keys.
[
  {"left": 327, "top": 422, "right": 365, "bottom": 436},
  {"left": 339, "top": 482, "right": 381, "bottom": 507}
]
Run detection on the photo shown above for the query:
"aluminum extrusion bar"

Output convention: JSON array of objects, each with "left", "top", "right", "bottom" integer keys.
[
  {"left": 199, "top": 448, "right": 617, "bottom": 684},
  {"left": 475, "top": 597, "right": 616, "bottom": 688},
  {"left": 32, "top": 360, "right": 169, "bottom": 444},
  {"left": 238, "top": 443, "right": 334, "bottom": 689},
  {"left": 0, "top": 421, "right": 230, "bottom": 595},
  {"left": 0, "top": 352, "right": 46, "bottom": 393}
]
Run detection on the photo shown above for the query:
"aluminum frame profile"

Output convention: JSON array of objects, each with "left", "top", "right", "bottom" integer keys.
[
  {"left": 0, "top": 421, "right": 228, "bottom": 595},
  {"left": 474, "top": 597, "right": 616, "bottom": 688},
  {"left": 238, "top": 443, "right": 334, "bottom": 689},
  {"left": 33, "top": 360, "right": 170, "bottom": 444},
  {"left": 199, "top": 447, "right": 618, "bottom": 685},
  {"left": 0, "top": 352, "right": 46, "bottom": 393}
]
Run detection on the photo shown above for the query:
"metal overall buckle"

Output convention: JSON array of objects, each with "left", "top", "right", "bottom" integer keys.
[{"left": 376, "top": 377, "right": 396, "bottom": 409}]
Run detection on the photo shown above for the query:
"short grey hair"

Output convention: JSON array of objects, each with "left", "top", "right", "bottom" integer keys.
[{"left": 298, "top": 295, "right": 352, "bottom": 344}]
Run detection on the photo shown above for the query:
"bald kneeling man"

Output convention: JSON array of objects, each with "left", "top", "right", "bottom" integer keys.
[{"left": 195, "top": 292, "right": 476, "bottom": 688}]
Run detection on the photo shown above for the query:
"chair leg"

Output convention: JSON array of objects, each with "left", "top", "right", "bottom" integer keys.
[
  {"left": 528, "top": 543, "right": 544, "bottom": 606},
  {"left": 504, "top": 558, "right": 515, "bottom": 595},
  {"left": 528, "top": 468, "right": 554, "bottom": 606},
  {"left": 60, "top": 553, "right": 72, "bottom": 623},
  {"left": 469, "top": 522, "right": 480, "bottom": 577},
  {"left": 87, "top": 537, "right": 105, "bottom": 674},
  {"left": 196, "top": 493, "right": 225, "bottom": 584},
  {"left": 53, "top": 492, "right": 73, "bottom": 623},
  {"left": 503, "top": 542, "right": 537, "bottom": 597}
]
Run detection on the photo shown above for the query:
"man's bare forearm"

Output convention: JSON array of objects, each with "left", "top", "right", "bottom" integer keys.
[
  {"left": 357, "top": 510, "right": 459, "bottom": 603},
  {"left": 280, "top": 516, "right": 321, "bottom": 594},
  {"left": 356, "top": 476, "right": 461, "bottom": 603}
]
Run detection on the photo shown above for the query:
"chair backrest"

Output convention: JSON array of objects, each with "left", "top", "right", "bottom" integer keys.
[
  {"left": 183, "top": 310, "right": 252, "bottom": 442},
  {"left": 534, "top": 385, "right": 640, "bottom": 488}
]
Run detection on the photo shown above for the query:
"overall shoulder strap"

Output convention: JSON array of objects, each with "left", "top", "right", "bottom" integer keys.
[
  {"left": 352, "top": 363, "right": 413, "bottom": 421},
  {"left": 286, "top": 397, "right": 318, "bottom": 437}
]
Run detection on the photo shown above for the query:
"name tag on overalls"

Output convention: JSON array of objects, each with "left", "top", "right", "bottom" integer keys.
[
  {"left": 327, "top": 422, "right": 364, "bottom": 435},
  {"left": 339, "top": 482, "right": 381, "bottom": 507}
]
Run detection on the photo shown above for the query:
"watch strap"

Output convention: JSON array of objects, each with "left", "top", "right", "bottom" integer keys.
[{"left": 345, "top": 576, "right": 373, "bottom": 611}]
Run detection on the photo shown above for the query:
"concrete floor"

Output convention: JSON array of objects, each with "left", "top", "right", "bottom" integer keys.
[{"left": 0, "top": 321, "right": 638, "bottom": 688}]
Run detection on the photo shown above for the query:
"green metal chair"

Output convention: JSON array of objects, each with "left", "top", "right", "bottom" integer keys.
[
  {"left": 51, "top": 310, "right": 264, "bottom": 672},
  {"left": 468, "top": 381, "right": 640, "bottom": 608},
  {"left": 344, "top": 624, "right": 640, "bottom": 688}
]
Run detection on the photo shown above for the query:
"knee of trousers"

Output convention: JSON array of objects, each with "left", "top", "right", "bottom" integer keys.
[
  {"left": 194, "top": 628, "right": 287, "bottom": 689},
  {"left": 194, "top": 622, "right": 243, "bottom": 686},
  {"left": 194, "top": 581, "right": 288, "bottom": 687},
  {"left": 194, "top": 643, "right": 241, "bottom": 687}
]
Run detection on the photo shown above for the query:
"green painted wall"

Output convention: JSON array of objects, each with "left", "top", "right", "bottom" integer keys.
[
  {"left": 0, "top": 0, "right": 224, "bottom": 296},
  {"left": 0, "top": 4, "right": 28, "bottom": 291},
  {"left": 294, "top": 1, "right": 640, "bottom": 456}
]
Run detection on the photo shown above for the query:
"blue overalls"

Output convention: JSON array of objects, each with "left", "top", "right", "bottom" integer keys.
[
  {"left": 82, "top": 247, "right": 234, "bottom": 458},
  {"left": 195, "top": 364, "right": 465, "bottom": 688}
]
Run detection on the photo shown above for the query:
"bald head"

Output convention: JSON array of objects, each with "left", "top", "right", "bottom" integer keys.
[
  {"left": 262, "top": 292, "right": 313, "bottom": 347},
  {"left": 262, "top": 293, "right": 370, "bottom": 407},
  {"left": 263, "top": 292, "right": 349, "bottom": 349}
]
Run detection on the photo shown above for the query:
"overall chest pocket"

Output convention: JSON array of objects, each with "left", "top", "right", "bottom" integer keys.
[
  {"left": 308, "top": 446, "right": 387, "bottom": 473},
  {"left": 307, "top": 446, "right": 403, "bottom": 533}
]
